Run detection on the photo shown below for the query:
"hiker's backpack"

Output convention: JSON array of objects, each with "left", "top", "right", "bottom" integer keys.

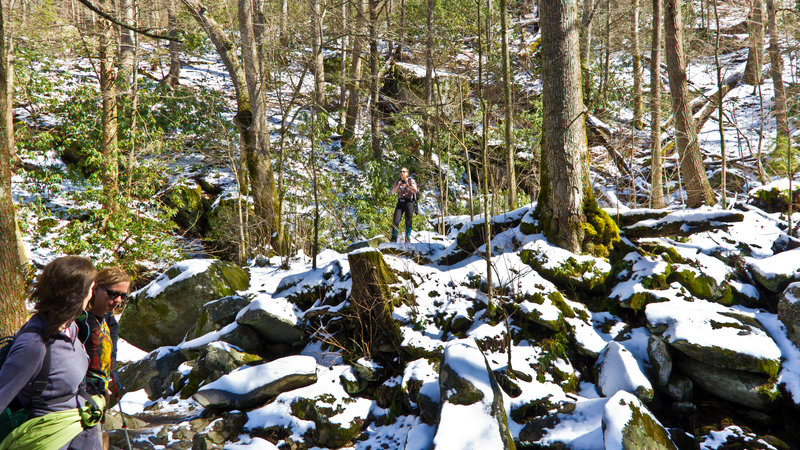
[{"left": 0, "top": 330, "right": 51, "bottom": 442}]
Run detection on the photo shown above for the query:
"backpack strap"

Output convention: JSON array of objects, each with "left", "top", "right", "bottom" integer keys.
[{"left": 12, "top": 328, "right": 52, "bottom": 413}]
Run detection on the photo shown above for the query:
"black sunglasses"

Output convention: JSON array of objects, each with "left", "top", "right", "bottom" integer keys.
[{"left": 101, "top": 286, "right": 128, "bottom": 300}]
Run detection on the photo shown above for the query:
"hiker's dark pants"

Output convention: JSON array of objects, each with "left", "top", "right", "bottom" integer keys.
[{"left": 392, "top": 198, "right": 414, "bottom": 238}]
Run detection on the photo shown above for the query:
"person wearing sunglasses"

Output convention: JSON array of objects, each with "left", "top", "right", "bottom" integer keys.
[
  {"left": 389, "top": 167, "right": 418, "bottom": 243},
  {"left": 77, "top": 267, "right": 130, "bottom": 402}
]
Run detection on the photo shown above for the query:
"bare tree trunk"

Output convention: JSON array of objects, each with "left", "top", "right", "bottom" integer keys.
[
  {"left": 477, "top": 0, "right": 492, "bottom": 312},
  {"left": 424, "top": 0, "right": 434, "bottom": 159},
  {"left": 117, "top": 0, "right": 134, "bottom": 86},
  {"left": 766, "top": 0, "right": 787, "bottom": 139},
  {"left": 580, "top": 0, "right": 594, "bottom": 103},
  {"left": 632, "top": 0, "right": 643, "bottom": 129},
  {"left": 1, "top": 0, "right": 16, "bottom": 167},
  {"left": 369, "top": 0, "right": 380, "bottom": 158},
  {"left": 500, "top": 0, "right": 515, "bottom": 208},
  {"left": 713, "top": 0, "right": 727, "bottom": 208},
  {"left": 310, "top": 0, "right": 326, "bottom": 107},
  {"left": 280, "top": 0, "right": 288, "bottom": 46},
  {"left": 0, "top": 0, "right": 26, "bottom": 337},
  {"left": 599, "top": 0, "right": 610, "bottom": 97},
  {"left": 650, "top": 0, "right": 664, "bottom": 208},
  {"left": 182, "top": 0, "right": 279, "bottom": 253},
  {"left": 99, "top": 0, "right": 119, "bottom": 214},
  {"left": 664, "top": 0, "right": 715, "bottom": 207},
  {"left": 343, "top": 0, "right": 366, "bottom": 144},
  {"left": 339, "top": 0, "right": 348, "bottom": 109},
  {"left": 396, "top": 0, "right": 406, "bottom": 60},
  {"left": 167, "top": 0, "right": 181, "bottom": 89},
  {"left": 239, "top": 0, "right": 279, "bottom": 251},
  {"left": 743, "top": 0, "right": 764, "bottom": 86}
]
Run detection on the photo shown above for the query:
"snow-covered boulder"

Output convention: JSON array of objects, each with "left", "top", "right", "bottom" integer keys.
[
  {"left": 519, "top": 239, "right": 612, "bottom": 294},
  {"left": 778, "top": 282, "right": 800, "bottom": 349},
  {"left": 193, "top": 355, "right": 317, "bottom": 410},
  {"left": 602, "top": 391, "right": 677, "bottom": 449},
  {"left": 747, "top": 247, "right": 800, "bottom": 292},
  {"left": 597, "top": 342, "right": 654, "bottom": 402},
  {"left": 646, "top": 299, "right": 781, "bottom": 377},
  {"left": 120, "top": 259, "right": 250, "bottom": 350},
  {"left": 436, "top": 206, "right": 529, "bottom": 265},
  {"left": 185, "top": 295, "right": 251, "bottom": 341},
  {"left": 433, "top": 339, "right": 515, "bottom": 450},
  {"left": 748, "top": 178, "right": 800, "bottom": 214},
  {"left": 236, "top": 307, "right": 304, "bottom": 348}
]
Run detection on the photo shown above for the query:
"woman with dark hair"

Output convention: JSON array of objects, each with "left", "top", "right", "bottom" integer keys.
[
  {"left": 77, "top": 266, "right": 130, "bottom": 397},
  {"left": 0, "top": 255, "right": 104, "bottom": 450}
]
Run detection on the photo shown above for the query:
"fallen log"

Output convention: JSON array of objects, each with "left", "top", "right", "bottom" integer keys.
[{"left": 621, "top": 209, "right": 744, "bottom": 239}]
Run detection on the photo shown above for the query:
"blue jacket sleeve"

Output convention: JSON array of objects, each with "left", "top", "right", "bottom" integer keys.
[{"left": 0, "top": 333, "right": 46, "bottom": 412}]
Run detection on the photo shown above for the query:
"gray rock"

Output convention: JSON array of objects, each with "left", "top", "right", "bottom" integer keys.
[
  {"left": 236, "top": 308, "right": 304, "bottom": 347},
  {"left": 664, "top": 374, "right": 693, "bottom": 401},
  {"left": 193, "top": 355, "right": 317, "bottom": 410},
  {"left": 675, "top": 356, "right": 780, "bottom": 410},
  {"left": 520, "top": 240, "right": 612, "bottom": 294},
  {"left": 747, "top": 248, "right": 800, "bottom": 292},
  {"left": 218, "top": 323, "right": 269, "bottom": 357},
  {"left": 648, "top": 336, "right": 672, "bottom": 387},
  {"left": 185, "top": 295, "right": 251, "bottom": 341},
  {"left": 602, "top": 391, "right": 677, "bottom": 450},
  {"left": 120, "top": 259, "right": 250, "bottom": 350},
  {"left": 117, "top": 349, "right": 187, "bottom": 400},
  {"left": 778, "top": 282, "right": 800, "bottom": 349},
  {"left": 179, "top": 342, "right": 262, "bottom": 398}
]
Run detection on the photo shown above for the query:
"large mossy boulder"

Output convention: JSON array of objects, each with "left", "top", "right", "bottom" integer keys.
[
  {"left": 236, "top": 307, "right": 304, "bottom": 347},
  {"left": 120, "top": 259, "right": 250, "bottom": 351},
  {"left": 646, "top": 299, "right": 781, "bottom": 377},
  {"left": 602, "top": 391, "right": 677, "bottom": 449},
  {"left": 778, "top": 282, "right": 800, "bottom": 349},
  {"left": 520, "top": 239, "right": 612, "bottom": 294},
  {"left": 433, "top": 339, "right": 516, "bottom": 450},
  {"left": 609, "top": 252, "right": 672, "bottom": 311},
  {"left": 193, "top": 355, "right": 317, "bottom": 410},
  {"left": 164, "top": 180, "right": 208, "bottom": 235},
  {"left": 748, "top": 179, "right": 800, "bottom": 214}
]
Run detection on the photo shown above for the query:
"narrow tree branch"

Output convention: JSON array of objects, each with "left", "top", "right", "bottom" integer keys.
[{"left": 76, "top": 0, "right": 179, "bottom": 41}]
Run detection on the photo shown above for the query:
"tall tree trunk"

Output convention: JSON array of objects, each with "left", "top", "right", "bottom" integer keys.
[
  {"left": 343, "top": 0, "right": 366, "bottom": 144},
  {"left": 713, "top": 0, "right": 727, "bottom": 208},
  {"left": 743, "top": 0, "right": 764, "bottom": 85},
  {"left": 239, "top": 0, "right": 279, "bottom": 251},
  {"left": 167, "top": 0, "right": 181, "bottom": 89},
  {"left": 396, "top": 0, "right": 406, "bottom": 60},
  {"left": 538, "top": 0, "right": 590, "bottom": 253},
  {"left": 117, "top": 0, "right": 135, "bottom": 86},
  {"left": 632, "top": 0, "right": 643, "bottom": 129},
  {"left": 0, "top": 0, "right": 26, "bottom": 337},
  {"left": 339, "top": 0, "right": 348, "bottom": 109},
  {"left": 310, "top": 0, "right": 326, "bottom": 107},
  {"left": 369, "top": 0, "right": 380, "bottom": 158},
  {"left": 280, "top": 0, "right": 288, "bottom": 46},
  {"left": 580, "top": 0, "right": 594, "bottom": 104},
  {"left": 500, "top": 0, "right": 515, "bottom": 208},
  {"left": 766, "top": 0, "right": 787, "bottom": 139},
  {"left": 1, "top": 0, "right": 16, "bottom": 167},
  {"left": 477, "top": 0, "right": 492, "bottom": 311},
  {"left": 182, "top": 0, "right": 279, "bottom": 253},
  {"left": 650, "top": 0, "right": 664, "bottom": 208},
  {"left": 423, "top": 0, "right": 434, "bottom": 159},
  {"left": 99, "top": 0, "right": 119, "bottom": 213},
  {"left": 664, "top": 0, "right": 715, "bottom": 207}
]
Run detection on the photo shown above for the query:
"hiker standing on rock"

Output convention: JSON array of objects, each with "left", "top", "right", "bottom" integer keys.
[{"left": 390, "top": 166, "right": 417, "bottom": 242}]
